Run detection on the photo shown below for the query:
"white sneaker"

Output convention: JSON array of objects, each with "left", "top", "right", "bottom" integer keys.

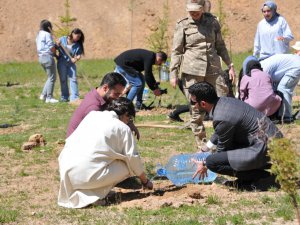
[
  {"left": 39, "top": 94, "right": 46, "bottom": 101},
  {"left": 45, "top": 98, "right": 59, "bottom": 103}
]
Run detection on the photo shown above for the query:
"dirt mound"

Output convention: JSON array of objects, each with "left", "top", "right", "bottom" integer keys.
[
  {"left": 1, "top": 0, "right": 300, "bottom": 62},
  {"left": 106, "top": 180, "right": 225, "bottom": 210}
]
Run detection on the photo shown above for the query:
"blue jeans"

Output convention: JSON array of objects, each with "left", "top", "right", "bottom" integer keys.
[
  {"left": 39, "top": 55, "right": 56, "bottom": 99},
  {"left": 114, "top": 65, "right": 145, "bottom": 108},
  {"left": 276, "top": 71, "right": 300, "bottom": 118},
  {"left": 57, "top": 60, "right": 79, "bottom": 101}
]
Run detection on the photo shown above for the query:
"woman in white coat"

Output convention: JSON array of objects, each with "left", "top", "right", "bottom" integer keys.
[{"left": 58, "top": 97, "right": 153, "bottom": 208}]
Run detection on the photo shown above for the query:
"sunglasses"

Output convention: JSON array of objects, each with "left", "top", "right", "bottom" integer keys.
[{"left": 262, "top": 9, "right": 271, "bottom": 13}]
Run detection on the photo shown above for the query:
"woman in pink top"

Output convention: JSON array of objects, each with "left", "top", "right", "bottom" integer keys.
[{"left": 239, "top": 56, "right": 281, "bottom": 116}]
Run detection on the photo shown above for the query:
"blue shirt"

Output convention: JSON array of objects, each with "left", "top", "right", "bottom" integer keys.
[
  {"left": 36, "top": 30, "right": 55, "bottom": 57},
  {"left": 58, "top": 36, "right": 83, "bottom": 63},
  {"left": 253, "top": 16, "right": 294, "bottom": 59},
  {"left": 260, "top": 54, "right": 300, "bottom": 83}
]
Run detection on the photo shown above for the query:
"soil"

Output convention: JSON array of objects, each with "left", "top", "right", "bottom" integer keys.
[
  {"left": 1, "top": 0, "right": 300, "bottom": 62},
  {"left": 108, "top": 181, "right": 219, "bottom": 210}
]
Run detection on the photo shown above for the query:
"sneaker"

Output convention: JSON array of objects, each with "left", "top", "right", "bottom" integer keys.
[
  {"left": 45, "top": 98, "right": 59, "bottom": 103},
  {"left": 60, "top": 99, "right": 69, "bottom": 103},
  {"left": 39, "top": 94, "right": 46, "bottom": 101},
  {"left": 135, "top": 105, "right": 142, "bottom": 112},
  {"left": 69, "top": 99, "right": 82, "bottom": 106}
]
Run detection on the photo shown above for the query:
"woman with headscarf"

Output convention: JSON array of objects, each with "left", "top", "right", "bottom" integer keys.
[
  {"left": 253, "top": 1, "right": 294, "bottom": 60},
  {"left": 239, "top": 56, "right": 282, "bottom": 116}
]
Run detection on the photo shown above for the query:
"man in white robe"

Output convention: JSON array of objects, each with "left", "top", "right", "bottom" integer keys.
[{"left": 58, "top": 98, "right": 152, "bottom": 208}]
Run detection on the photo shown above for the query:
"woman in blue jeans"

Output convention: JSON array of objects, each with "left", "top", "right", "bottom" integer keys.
[
  {"left": 114, "top": 65, "right": 145, "bottom": 108},
  {"left": 36, "top": 20, "right": 58, "bottom": 103},
  {"left": 57, "top": 28, "right": 85, "bottom": 102}
]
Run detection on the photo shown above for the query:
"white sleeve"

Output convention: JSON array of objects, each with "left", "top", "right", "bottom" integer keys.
[
  {"left": 121, "top": 128, "right": 144, "bottom": 176},
  {"left": 206, "top": 140, "right": 216, "bottom": 149},
  {"left": 45, "top": 32, "right": 55, "bottom": 48},
  {"left": 253, "top": 25, "right": 260, "bottom": 57}
]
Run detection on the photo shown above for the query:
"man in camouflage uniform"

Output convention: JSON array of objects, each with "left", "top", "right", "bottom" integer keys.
[{"left": 170, "top": 0, "right": 236, "bottom": 150}]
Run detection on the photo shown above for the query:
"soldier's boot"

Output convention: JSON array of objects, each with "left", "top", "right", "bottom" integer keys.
[{"left": 194, "top": 132, "right": 207, "bottom": 151}]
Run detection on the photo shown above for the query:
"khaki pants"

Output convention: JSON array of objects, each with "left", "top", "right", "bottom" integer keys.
[{"left": 182, "top": 73, "right": 228, "bottom": 149}]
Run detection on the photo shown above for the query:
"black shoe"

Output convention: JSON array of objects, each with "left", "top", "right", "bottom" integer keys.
[
  {"left": 115, "top": 177, "right": 142, "bottom": 189},
  {"left": 283, "top": 117, "right": 294, "bottom": 124},
  {"left": 223, "top": 179, "right": 253, "bottom": 191},
  {"left": 273, "top": 117, "right": 294, "bottom": 124},
  {"left": 251, "top": 175, "right": 280, "bottom": 191},
  {"left": 293, "top": 110, "right": 300, "bottom": 120},
  {"left": 168, "top": 113, "right": 184, "bottom": 122}
]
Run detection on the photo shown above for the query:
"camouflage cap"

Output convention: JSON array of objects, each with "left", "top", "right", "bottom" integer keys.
[{"left": 186, "top": 0, "right": 205, "bottom": 11}]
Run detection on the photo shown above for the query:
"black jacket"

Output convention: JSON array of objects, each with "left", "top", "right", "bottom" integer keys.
[
  {"left": 210, "top": 97, "right": 283, "bottom": 171},
  {"left": 114, "top": 49, "right": 158, "bottom": 90}
]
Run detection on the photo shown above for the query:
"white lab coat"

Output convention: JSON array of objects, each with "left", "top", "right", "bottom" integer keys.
[{"left": 58, "top": 111, "right": 144, "bottom": 208}]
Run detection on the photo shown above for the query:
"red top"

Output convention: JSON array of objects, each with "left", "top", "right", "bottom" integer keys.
[{"left": 66, "top": 89, "right": 107, "bottom": 137}]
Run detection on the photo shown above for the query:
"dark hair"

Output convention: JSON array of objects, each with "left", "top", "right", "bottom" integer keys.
[
  {"left": 237, "top": 69, "right": 244, "bottom": 100},
  {"left": 188, "top": 81, "right": 218, "bottom": 104},
  {"left": 238, "top": 60, "right": 263, "bottom": 99},
  {"left": 157, "top": 51, "right": 168, "bottom": 62},
  {"left": 245, "top": 60, "right": 262, "bottom": 75},
  {"left": 100, "top": 72, "right": 127, "bottom": 88},
  {"left": 69, "top": 28, "right": 85, "bottom": 55},
  {"left": 106, "top": 97, "right": 135, "bottom": 118},
  {"left": 40, "top": 20, "right": 52, "bottom": 33}
]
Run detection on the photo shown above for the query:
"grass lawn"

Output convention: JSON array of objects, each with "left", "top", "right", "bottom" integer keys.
[{"left": 0, "top": 56, "right": 299, "bottom": 224}]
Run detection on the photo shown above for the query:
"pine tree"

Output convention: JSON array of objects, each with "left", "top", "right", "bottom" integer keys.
[
  {"left": 55, "top": 0, "right": 77, "bottom": 37},
  {"left": 147, "top": 0, "right": 169, "bottom": 53}
]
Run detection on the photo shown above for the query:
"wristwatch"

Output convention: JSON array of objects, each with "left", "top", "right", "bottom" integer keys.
[{"left": 228, "top": 63, "right": 234, "bottom": 69}]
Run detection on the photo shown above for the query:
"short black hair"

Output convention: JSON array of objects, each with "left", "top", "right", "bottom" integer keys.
[
  {"left": 188, "top": 81, "right": 218, "bottom": 104},
  {"left": 237, "top": 60, "right": 263, "bottom": 100},
  {"left": 245, "top": 60, "right": 262, "bottom": 76},
  {"left": 40, "top": 20, "right": 52, "bottom": 33},
  {"left": 157, "top": 51, "right": 168, "bottom": 62},
  {"left": 106, "top": 97, "right": 135, "bottom": 118},
  {"left": 100, "top": 72, "right": 127, "bottom": 89}
]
